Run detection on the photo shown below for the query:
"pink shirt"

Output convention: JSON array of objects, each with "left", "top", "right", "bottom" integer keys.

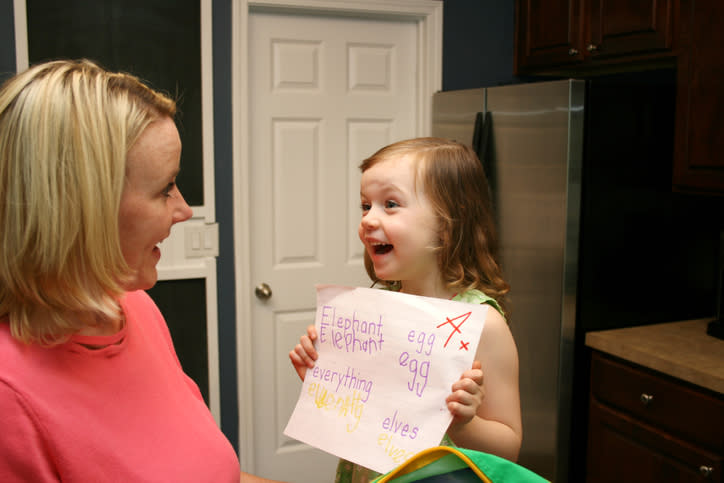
[{"left": 0, "top": 290, "right": 240, "bottom": 482}]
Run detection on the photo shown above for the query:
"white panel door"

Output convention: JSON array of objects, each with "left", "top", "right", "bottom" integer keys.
[{"left": 248, "top": 10, "right": 418, "bottom": 483}]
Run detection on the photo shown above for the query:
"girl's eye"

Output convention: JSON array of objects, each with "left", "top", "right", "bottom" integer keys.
[
  {"left": 360, "top": 202, "right": 371, "bottom": 212},
  {"left": 385, "top": 200, "right": 399, "bottom": 209}
]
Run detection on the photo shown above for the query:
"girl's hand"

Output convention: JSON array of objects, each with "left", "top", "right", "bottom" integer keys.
[
  {"left": 446, "top": 360, "right": 485, "bottom": 427},
  {"left": 288, "top": 325, "right": 318, "bottom": 381}
]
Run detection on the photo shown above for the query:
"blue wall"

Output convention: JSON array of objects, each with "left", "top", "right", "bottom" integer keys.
[
  {"left": 442, "top": 0, "right": 520, "bottom": 90},
  {"left": 210, "top": 0, "right": 239, "bottom": 454}
]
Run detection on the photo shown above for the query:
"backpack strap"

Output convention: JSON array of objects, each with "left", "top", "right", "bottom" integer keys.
[
  {"left": 372, "top": 445, "right": 549, "bottom": 483},
  {"left": 372, "top": 446, "right": 493, "bottom": 482}
]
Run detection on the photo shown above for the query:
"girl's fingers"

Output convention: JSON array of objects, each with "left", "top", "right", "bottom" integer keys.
[
  {"left": 299, "top": 336, "right": 318, "bottom": 362},
  {"left": 294, "top": 342, "right": 316, "bottom": 368},
  {"left": 289, "top": 351, "right": 309, "bottom": 381},
  {"left": 452, "top": 373, "right": 483, "bottom": 394},
  {"left": 458, "top": 369, "right": 483, "bottom": 386}
]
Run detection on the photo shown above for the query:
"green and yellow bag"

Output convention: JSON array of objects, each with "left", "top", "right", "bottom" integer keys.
[{"left": 371, "top": 446, "right": 549, "bottom": 483}]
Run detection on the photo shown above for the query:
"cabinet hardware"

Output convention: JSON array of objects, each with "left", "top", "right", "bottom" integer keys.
[
  {"left": 640, "top": 393, "right": 654, "bottom": 405},
  {"left": 699, "top": 465, "right": 713, "bottom": 477},
  {"left": 587, "top": 44, "right": 599, "bottom": 52},
  {"left": 568, "top": 48, "right": 579, "bottom": 56}
]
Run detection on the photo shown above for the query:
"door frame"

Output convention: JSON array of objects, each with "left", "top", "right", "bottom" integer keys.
[{"left": 231, "top": 0, "right": 441, "bottom": 471}]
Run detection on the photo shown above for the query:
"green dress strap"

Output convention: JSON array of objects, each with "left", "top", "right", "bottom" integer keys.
[{"left": 452, "top": 289, "right": 505, "bottom": 319}]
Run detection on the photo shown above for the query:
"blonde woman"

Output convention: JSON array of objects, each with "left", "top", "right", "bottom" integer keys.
[{"left": 0, "top": 60, "right": 277, "bottom": 483}]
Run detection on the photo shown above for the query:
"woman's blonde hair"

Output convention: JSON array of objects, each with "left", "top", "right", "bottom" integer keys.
[
  {"left": 0, "top": 59, "right": 176, "bottom": 344},
  {"left": 360, "top": 137, "right": 510, "bottom": 314}
]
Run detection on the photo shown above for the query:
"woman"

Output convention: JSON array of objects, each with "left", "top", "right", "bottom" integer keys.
[{"left": 0, "top": 59, "right": 277, "bottom": 482}]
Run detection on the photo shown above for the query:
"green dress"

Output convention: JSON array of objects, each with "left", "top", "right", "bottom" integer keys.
[{"left": 334, "top": 289, "right": 504, "bottom": 483}]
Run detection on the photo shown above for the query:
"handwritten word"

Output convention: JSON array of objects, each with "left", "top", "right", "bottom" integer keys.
[
  {"left": 319, "top": 305, "right": 385, "bottom": 355},
  {"left": 377, "top": 433, "right": 416, "bottom": 465},
  {"left": 381, "top": 410, "right": 419, "bottom": 440},
  {"left": 436, "top": 311, "right": 472, "bottom": 348},
  {"left": 307, "top": 364, "right": 373, "bottom": 402},
  {"left": 407, "top": 329, "right": 435, "bottom": 356},
  {"left": 308, "top": 383, "right": 365, "bottom": 432},
  {"left": 398, "top": 352, "right": 429, "bottom": 397}
]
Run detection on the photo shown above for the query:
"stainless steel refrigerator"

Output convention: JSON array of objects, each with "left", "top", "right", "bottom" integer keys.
[{"left": 431, "top": 72, "right": 719, "bottom": 482}]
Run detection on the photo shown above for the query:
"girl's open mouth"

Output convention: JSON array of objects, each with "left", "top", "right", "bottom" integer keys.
[{"left": 373, "top": 243, "right": 393, "bottom": 255}]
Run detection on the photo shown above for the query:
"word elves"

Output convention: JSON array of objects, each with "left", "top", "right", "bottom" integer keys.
[
  {"left": 376, "top": 433, "right": 416, "bottom": 465},
  {"left": 381, "top": 409, "right": 419, "bottom": 440}
]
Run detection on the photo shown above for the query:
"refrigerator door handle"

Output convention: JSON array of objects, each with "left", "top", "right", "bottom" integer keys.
[
  {"left": 473, "top": 111, "right": 495, "bottom": 198},
  {"left": 473, "top": 111, "right": 491, "bottom": 172},
  {"left": 472, "top": 111, "right": 484, "bottom": 156}
]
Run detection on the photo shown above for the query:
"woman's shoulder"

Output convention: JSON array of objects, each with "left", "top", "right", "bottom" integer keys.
[
  {"left": 120, "top": 290, "right": 169, "bottom": 337},
  {"left": 121, "top": 290, "right": 163, "bottom": 319},
  {"left": 123, "top": 289, "right": 155, "bottom": 305}
]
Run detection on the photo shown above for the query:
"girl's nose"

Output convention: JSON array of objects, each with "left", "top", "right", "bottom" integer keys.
[{"left": 360, "top": 213, "right": 380, "bottom": 230}]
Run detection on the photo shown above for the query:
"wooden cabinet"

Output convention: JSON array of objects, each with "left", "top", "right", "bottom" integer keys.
[
  {"left": 514, "top": 0, "right": 583, "bottom": 72},
  {"left": 514, "top": 0, "right": 676, "bottom": 74},
  {"left": 587, "top": 351, "right": 723, "bottom": 482},
  {"left": 587, "top": 0, "right": 675, "bottom": 60},
  {"left": 671, "top": 0, "right": 724, "bottom": 195},
  {"left": 515, "top": 0, "right": 724, "bottom": 195}
]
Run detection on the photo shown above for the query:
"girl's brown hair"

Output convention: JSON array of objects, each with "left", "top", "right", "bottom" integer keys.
[{"left": 360, "top": 137, "right": 509, "bottom": 314}]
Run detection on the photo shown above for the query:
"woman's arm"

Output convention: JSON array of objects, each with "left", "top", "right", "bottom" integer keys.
[{"left": 241, "top": 471, "right": 286, "bottom": 482}]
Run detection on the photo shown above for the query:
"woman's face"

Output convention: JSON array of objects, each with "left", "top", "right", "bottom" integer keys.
[{"left": 118, "top": 117, "right": 193, "bottom": 291}]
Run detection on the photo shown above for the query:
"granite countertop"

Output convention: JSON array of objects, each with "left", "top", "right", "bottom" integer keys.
[{"left": 585, "top": 318, "right": 724, "bottom": 395}]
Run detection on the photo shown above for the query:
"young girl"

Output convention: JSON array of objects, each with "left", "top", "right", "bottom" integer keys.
[{"left": 289, "top": 137, "right": 522, "bottom": 482}]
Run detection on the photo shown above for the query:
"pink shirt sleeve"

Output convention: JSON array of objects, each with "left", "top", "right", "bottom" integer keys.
[{"left": 0, "top": 381, "right": 58, "bottom": 482}]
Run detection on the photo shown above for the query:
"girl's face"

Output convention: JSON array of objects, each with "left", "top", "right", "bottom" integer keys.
[
  {"left": 118, "top": 117, "right": 193, "bottom": 291},
  {"left": 358, "top": 155, "right": 440, "bottom": 291}
]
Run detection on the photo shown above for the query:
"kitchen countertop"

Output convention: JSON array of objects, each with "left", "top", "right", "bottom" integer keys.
[{"left": 585, "top": 318, "right": 724, "bottom": 395}]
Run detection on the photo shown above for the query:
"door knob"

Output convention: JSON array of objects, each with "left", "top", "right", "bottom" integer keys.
[{"left": 255, "top": 283, "right": 272, "bottom": 300}]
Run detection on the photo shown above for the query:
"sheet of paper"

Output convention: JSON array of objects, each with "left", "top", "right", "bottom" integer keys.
[{"left": 283, "top": 284, "right": 488, "bottom": 474}]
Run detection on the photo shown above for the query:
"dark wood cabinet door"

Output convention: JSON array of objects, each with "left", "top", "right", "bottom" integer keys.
[
  {"left": 514, "top": 0, "right": 583, "bottom": 73},
  {"left": 587, "top": 352, "right": 724, "bottom": 482},
  {"left": 516, "top": 0, "right": 677, "bottom": 74},
  {"left": 587, "top": 400, "right": 722, "bottom": 483},
  {"left": 589, "top": 351, "right": 724, "bottom": 452},
  {"left": 672, "top": 0, "right": 724, "bottom": 195},
  {"left": 587, "top": 0, "right": 674, "bottom": 59}
]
